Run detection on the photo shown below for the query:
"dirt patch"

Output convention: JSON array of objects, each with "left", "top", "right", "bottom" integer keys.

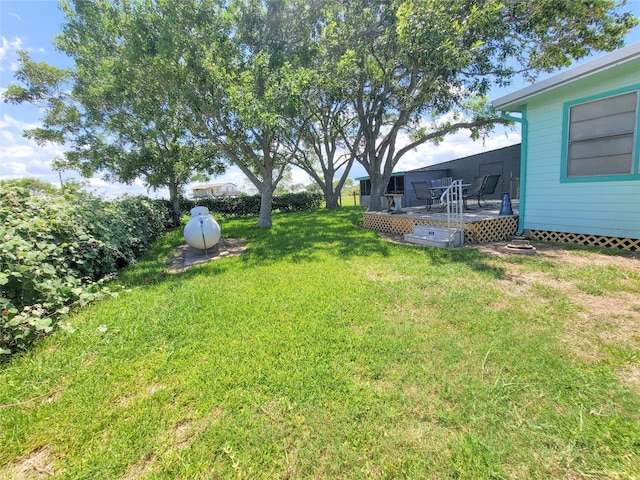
[
  {"left": 173, "top": 420, "right": 194, "bottom": 450},
  {"left": 119, "top": 454, "right": 155, "bottom": 480},
  {"left": 0, "top": 446, "right": 56, "bottom": 479},
  {"left": 167, "top": 238, "right": 247, "bottom": 273},
  {"left": 476, "top": 241, "right": 640, "bottom": 395},
  {"left": 117, "top": 383, "right": 165, "bottom": 408},
  {"left": 476, "top": 241, "right": 640, "bottom": 270},
  {"left": 379, "top": 233, "right": 640, "bottom": 394},
  {"left": 619, "top": 364, "right": 640, "bottom": 397}
]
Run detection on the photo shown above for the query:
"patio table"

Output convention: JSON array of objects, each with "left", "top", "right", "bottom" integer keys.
[
  {"left": 429, "top": 183, "right": 470, "bottom": 210},
  {"left": 383, "top": 193, "right": 404, "bottom": 214}
]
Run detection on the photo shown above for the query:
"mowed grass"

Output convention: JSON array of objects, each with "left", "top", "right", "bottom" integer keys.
[{"left": 1, "top": 207, "right": 639, "bottom": 479}]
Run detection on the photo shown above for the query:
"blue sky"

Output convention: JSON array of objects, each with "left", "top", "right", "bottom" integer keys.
[{"left": 1, "top": 0, "right": 640, "bottom": 198}]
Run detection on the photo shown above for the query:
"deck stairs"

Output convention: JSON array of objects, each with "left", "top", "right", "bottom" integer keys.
[{"left": 404, "top": 180, "right": 465, "bottom": 248}]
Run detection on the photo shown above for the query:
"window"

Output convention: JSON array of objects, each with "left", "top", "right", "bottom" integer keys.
[
  {"left": 359, "top": 179, "right": 371, "bottom": 196},
  {"left": 387, "top": 176, "right": 404, "bottom": 194},
  {"left": 358, "top": 176, "right": 405, "bottom": 195},
  {"left": 565, "top": 90, "right": 638, "bottom": 178}
]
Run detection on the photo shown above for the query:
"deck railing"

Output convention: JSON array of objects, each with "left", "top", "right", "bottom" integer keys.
[{"left": 439, "top": 179, "right": 465, "bottom": 247}]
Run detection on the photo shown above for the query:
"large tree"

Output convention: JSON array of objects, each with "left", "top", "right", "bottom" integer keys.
[
  {"left": 2, "top": 50, "right": 76, "bottom": 146},
  {"left": 281, "top": 20, "right": 364, "bottom": 209},
  {"left": 55, "top": 0, "right": 227, "bottom": 226},
  {"left": 178, "top": 0, "right": 323, "bottom": 226},
  {"left": 325, "top": 0, "right": 637, "bottom": 211},
  {"left": 5, "top": 2, "right": 226, "bottom": 227},
  {"left": 288, "top": 96, "right": 361, "bottom": 209}
]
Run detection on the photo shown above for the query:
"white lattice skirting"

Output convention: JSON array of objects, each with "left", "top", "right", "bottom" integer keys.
[
  {"left": 363, "top": 213, "right": 518, "bottom": 244},
  {"left": 528, "top": 230, "right": 640, "bottom": 252}
]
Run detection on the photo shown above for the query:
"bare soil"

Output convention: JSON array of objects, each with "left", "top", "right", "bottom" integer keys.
[
  {"left": 381, "top": 233, "right": 640, "bottom": 395},
  {"left": 167, "top": 237, "right": 247, "bottom": 273},
  {"left": 0, "top": 446, "right": 56, "bottom": 479}
]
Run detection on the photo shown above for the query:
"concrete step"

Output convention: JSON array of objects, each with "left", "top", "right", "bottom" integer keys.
[{"left": 403, "top": 225, "right": 462, "bottom": 248}]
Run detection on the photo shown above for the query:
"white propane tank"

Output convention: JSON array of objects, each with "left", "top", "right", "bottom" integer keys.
[{"left": 183, "top": 206, "right": 221, "bottom": 250}]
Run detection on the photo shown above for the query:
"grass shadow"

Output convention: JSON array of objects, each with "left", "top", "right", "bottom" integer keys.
[
  {"left": 226, "top": 208, "right": 394, "bottom": 267},
  {"left": 117, "top": 207, "right": 514, "bottom": 289}
]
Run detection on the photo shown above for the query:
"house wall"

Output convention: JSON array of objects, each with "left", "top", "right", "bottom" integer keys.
[
  {"left": 191, "top": 183, "right": 239, "bottom": 198},
  {"left": 358, "top": 145, "right": 521, "bottom": 208},
  {"left": 405, "top": 144, "right": 521, "bottom": 206},
  {"left": 523, "top": 60, "right": 640, "bottom": 239}
]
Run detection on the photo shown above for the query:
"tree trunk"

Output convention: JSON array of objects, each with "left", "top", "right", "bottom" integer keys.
[
  {"left": 168, "top": 182, "right": 181, "bottom": 227},
  {"left": 257, "top": 182, "right": 274, "bottom": 227},
  {"left": 368, "top": 174, "right": 384, "bottom": 211},
  {"left": 324, "top": 187, "right": 340, "bottom": 209}
]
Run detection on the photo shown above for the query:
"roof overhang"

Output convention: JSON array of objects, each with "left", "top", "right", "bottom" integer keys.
[
  {"left": 355, "top": 172, "right": 405, "bottom": 181},
  {"left": 492, "top": 42, "right": 640, "bottom": 112},
  {"left": 191, "top": 182, "right": 237, "bottom": 189}
]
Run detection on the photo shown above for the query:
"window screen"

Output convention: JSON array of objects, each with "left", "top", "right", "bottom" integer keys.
[
  {"left": 360, "top": 179, "right": 371, "bottom": 196},
  {"left": 567, "top": 91, "right": 637, "bottom": 177}
]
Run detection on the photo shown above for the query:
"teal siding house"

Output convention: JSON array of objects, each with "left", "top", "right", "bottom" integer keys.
[{"left": 493, "top": 42, "right": 640, "bottom": 250}]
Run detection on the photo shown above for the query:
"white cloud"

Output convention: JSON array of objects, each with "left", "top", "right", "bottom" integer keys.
[
  {"left": 1, "top": 128, "right": 15, "bottom": 143},
  {"left": 0, "top": 112, "right": 252, "bottom": 199},
  {"left": 0, "top": 36, "right": 22, "bottom": 59},
  {"left": 0, "top": 124, "right": 328, "bottom": 198},
  {"left": 0, "top": 113, "right": 41, "bottom": 131},
  {"left": 377, "top": 113, "right": 521, "bottom": 173},
  {"left": 291, "top": 170, "right": 311, "bottom": 186},
  {"left": 0, "top": 114, "right": 79, "bottom": 189},
  {"left": 8, "top": 13, "right": 21, "bottom": 21},
  {"left": 0, "top": 36, "right": 23, "bottom": 71},
  {"left": 0, "top": 115, "right": 62, "bottom": 181},
  {"left": 83, "top": 177, "right": 164, "bottom": 199}
]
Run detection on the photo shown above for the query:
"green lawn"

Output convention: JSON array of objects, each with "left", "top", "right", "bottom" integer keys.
[{"left": 1, "top": 207, "right": 639, "bottom": 479}]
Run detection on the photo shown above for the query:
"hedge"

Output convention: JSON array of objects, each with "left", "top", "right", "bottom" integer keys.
[
  {"left": 171, "top": 192, "right": 323, "bottom": 218},
  {"left": 0, "top": 184, "right": 170, "bottom": 356},
  {"left": 1, "top": 187, "right": 321, "bottom": 357}
]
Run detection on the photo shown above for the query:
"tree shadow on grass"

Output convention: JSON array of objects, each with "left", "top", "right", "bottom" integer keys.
[
  {"left": 222, "top": 208, "right": 508, "bottom": 280},
  {"left": 405, "top": 241, "right": 508, "bottom": 280},
  {"left": 118, "top": 207, "right": 508, "bottom": 288},
  {"left": 235, "top": 209, "right": 394, "bottom": 266}
]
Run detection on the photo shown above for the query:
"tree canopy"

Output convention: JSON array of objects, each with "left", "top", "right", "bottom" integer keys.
[
  {"left": 321, "top": 0, "right": 637, "bottom": 209},
  {"left": 4, "top": 0, "right": 637, "bottom": 218},
  {"left": 4, "top": 2, "right": 227, "bottom": 226}
]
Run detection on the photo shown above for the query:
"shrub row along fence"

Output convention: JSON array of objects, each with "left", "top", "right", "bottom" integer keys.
[
  {"left": 1, "top": 188, "right": 322, "bottom": 357},
  {"left": 0, "top": 184, "right": 170, "bottom": 356},
  {"left": 173, "top": 192, "right": 324, "bottom": 218}
]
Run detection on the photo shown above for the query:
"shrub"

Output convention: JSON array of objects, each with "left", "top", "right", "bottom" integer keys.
[
  {"left": 0, "top": 184, "right": 169, "bottom": 356},
  {"left": 171, "top": 192, "right": 323, "bottom": 218},
  {"left": 272, "top": 192, "right": 323, "bottom": 212}
]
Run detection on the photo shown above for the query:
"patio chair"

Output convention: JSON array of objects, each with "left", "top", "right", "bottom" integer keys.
[
  {"left": 464, "top": 174, "right": 502, "bottom": 208},
  {"left": 431, "top": 177, "right": 455, "bottom": 210},
  {"left": 480, "top": 174, "right": 501, "bottom": 206},
  {"left": 462, "top": 175, "right": 487, "bottom": 209},
  {"left": 411, "top": 181, "right": 432, "bottom": 210},
  {"left": 429, "top": 178, "right": 445, "bottom": 210}
]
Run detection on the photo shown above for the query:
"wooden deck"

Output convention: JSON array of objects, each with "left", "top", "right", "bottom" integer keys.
[{"left": 363, "top": 200, "right": 520, "bottom": 244}]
